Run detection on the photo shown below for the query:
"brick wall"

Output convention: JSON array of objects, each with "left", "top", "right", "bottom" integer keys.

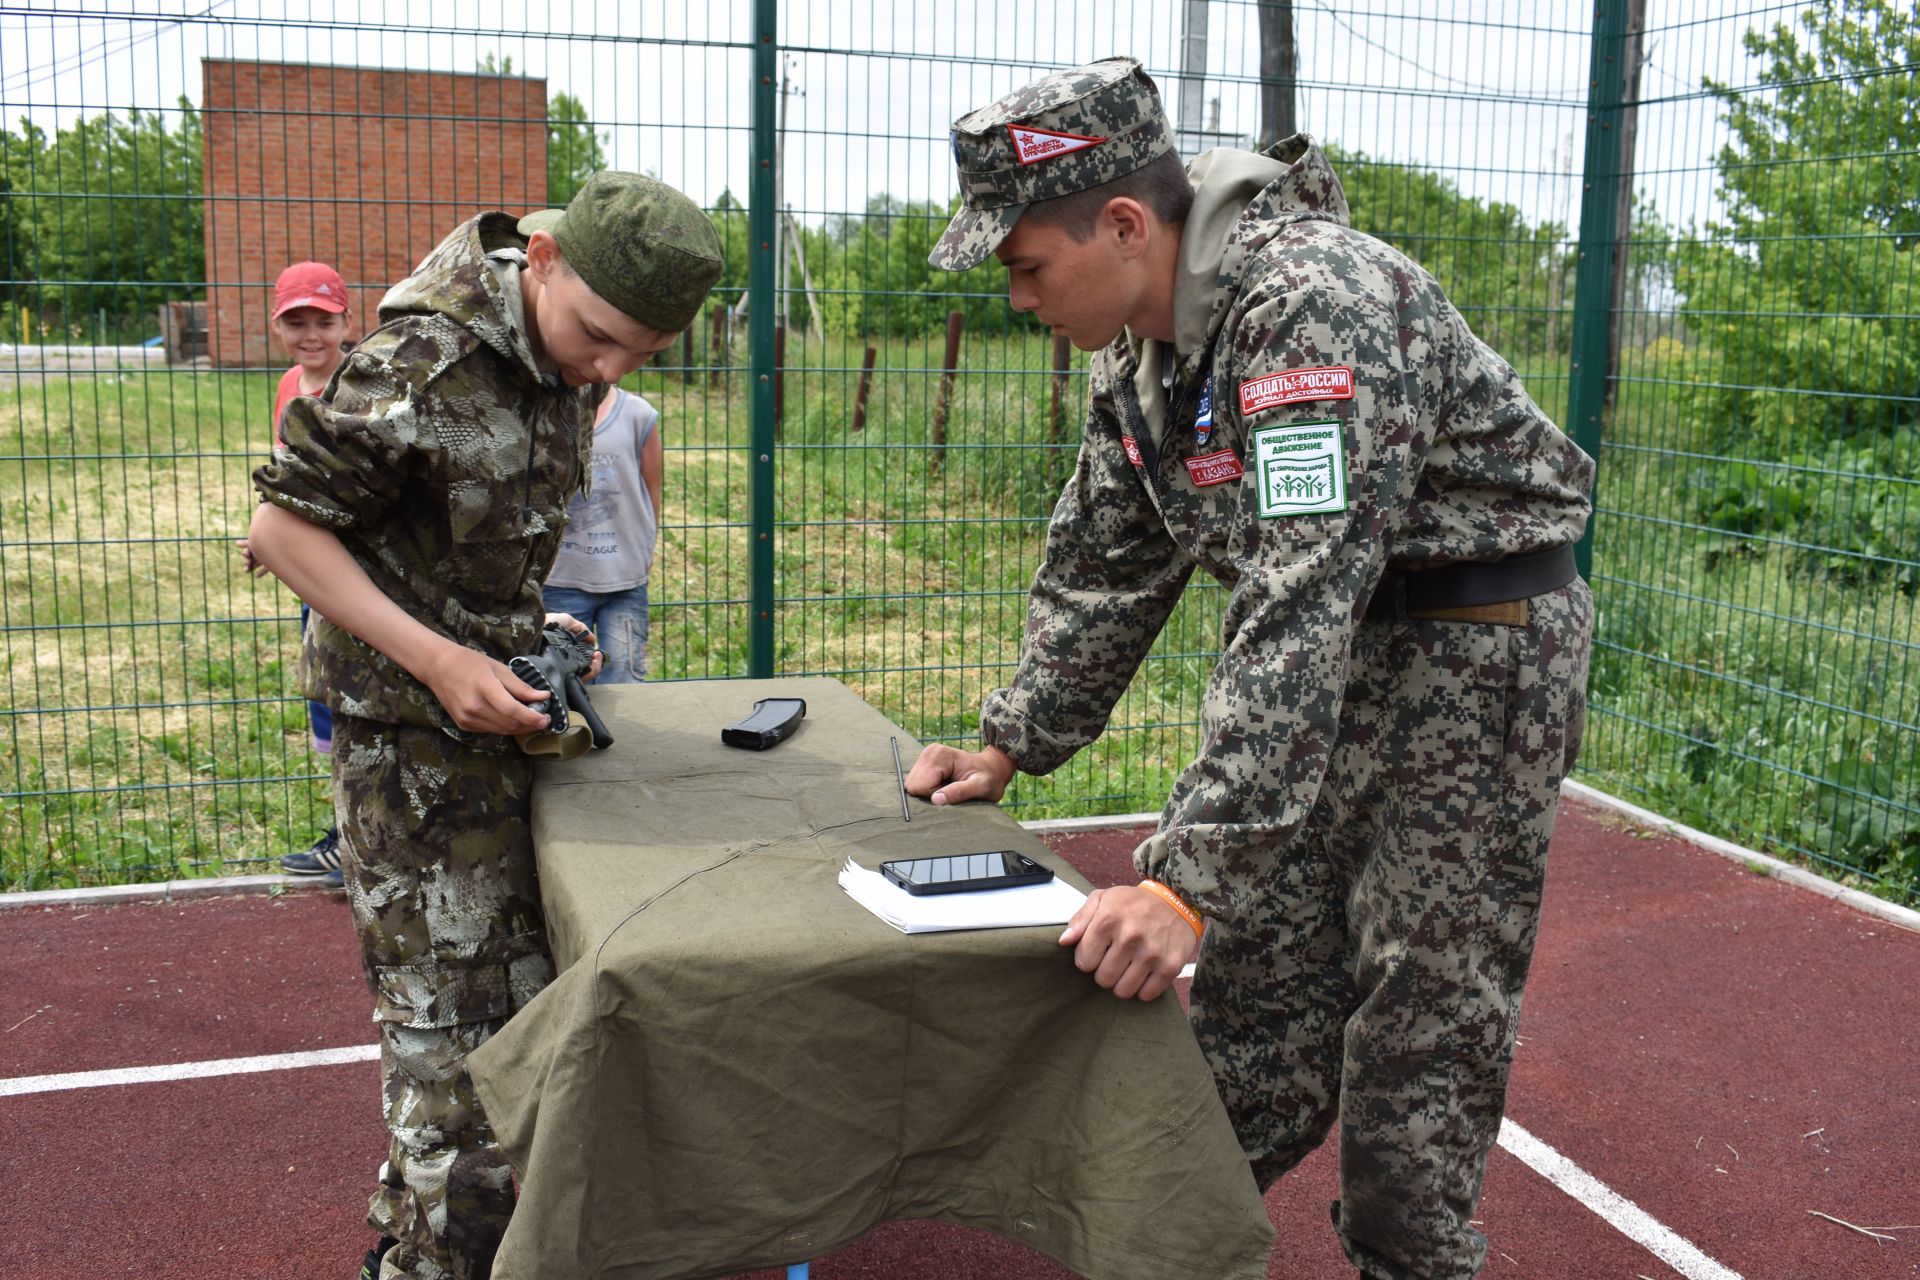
[{"left": 202, "top": 60, "right": 548, "bottom": 368}]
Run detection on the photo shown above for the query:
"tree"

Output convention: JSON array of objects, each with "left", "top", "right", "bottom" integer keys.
[
  {"left": 0, "top": 120, "right": 46, "bottom": 307},
  {"left": 1329, "top": 144, "right": 1574, "bottom": 357},
  {"left": 1676, "top": 0, "right": 1919, "bottom": 455},
  {"left": 18, "top": 101, "right": 203, "bottom": 320},
  {"left": 547, "top": 93, "right": 606, "bottom": 206},
  {"left": 476, "top": 55, "right": 606, "bottom": 206}
]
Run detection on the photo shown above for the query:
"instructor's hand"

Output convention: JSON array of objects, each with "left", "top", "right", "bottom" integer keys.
[
  {"left": 1059, "top": 885, "right": 1201, "bottom": 1001},
  {"left": 905, "top": 743, "right": 1017, "bottom": 806},
  {"left": 417, "top": 640, "right": 551, "bottom": 735}
]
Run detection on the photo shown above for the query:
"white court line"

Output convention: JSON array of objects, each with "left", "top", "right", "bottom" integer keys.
[
  {"left": 1498, "top": 1118, "right": 1742, "bottom": 1280},
  {"left": 6, "top": 1045, "right": 1741, "bottom": 1278},
  {"left": 0, "top": 1043, "right": 379, "bottom": 1098}
]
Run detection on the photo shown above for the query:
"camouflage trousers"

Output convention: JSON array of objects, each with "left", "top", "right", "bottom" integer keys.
[
  {"left": 332, "top": 717, "right": 557, "bottom": 1280},
  {"left": 1190, "top": 578, "right": 1591, "bottom": 1280}
]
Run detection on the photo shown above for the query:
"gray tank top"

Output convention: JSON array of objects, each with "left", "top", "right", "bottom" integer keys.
[{"left": 546, "top": 389, "right": 659, "bottom": 592}]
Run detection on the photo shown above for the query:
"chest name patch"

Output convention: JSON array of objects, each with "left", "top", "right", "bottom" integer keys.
[
  {"left": 1252, "top": 420, "right": 1348, "bottom": 518},
  {"left": 1238, "top": 366, "right": 1354, "bottom": 415},
  {"left": 1121, "top": 434, "right": 1144, "bottom": 468},
  {"left": 1184, "top": 449, "right": 1243, "bottom": 487},
  {"left": 1009, "top": 124, "right": 1106, "bottom": 165}
]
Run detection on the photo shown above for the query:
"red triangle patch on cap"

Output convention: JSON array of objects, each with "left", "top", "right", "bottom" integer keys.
[{"left": 1008, "top": 124, "right": 1106, "bottom": 165}]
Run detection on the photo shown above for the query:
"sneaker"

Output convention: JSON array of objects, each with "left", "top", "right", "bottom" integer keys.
[
  {"left": 282, "top": 827, "right": 341, "bottom": 875},
  {"left": 359, "top": 1236, "right": 398, "bottom": 1280},
  {"left": 323, "top": 867, "right": 345, "bottom": 890}
]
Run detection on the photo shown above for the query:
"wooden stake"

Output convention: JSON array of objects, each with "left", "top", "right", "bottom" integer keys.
[
  {"left": 930, "top": 310, "right": 963, "bottom": 473},
  {"left": 850, "top": 344, "right": 877, "bottom": 433}
]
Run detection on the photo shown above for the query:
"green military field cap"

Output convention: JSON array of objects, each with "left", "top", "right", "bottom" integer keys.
[
  {"left": 517, "top": 170, "right": 723, "bottom": 331},
  {"left": 930, "top": 56, "right": 1174, "bottom": 272}
]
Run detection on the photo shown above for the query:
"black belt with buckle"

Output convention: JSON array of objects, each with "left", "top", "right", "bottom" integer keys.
[{"left": 1365, "top": 544, "right": 1578, "bottom": 626}]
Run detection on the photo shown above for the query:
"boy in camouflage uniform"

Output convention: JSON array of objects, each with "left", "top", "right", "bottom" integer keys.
[
  {"left": 249, "top": 172, "right": 723, "bottom": 1280},
  {"left": 905, "top": 59, "right": 1593, "bottom": 1280}
]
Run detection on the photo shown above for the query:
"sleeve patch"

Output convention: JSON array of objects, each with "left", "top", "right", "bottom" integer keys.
[
  {"left": 1251, "top": 420, "right": 1348, "bottom": 518},
  {"left": 1238, "top": 366, "right": 1354, "bottom": 415}
]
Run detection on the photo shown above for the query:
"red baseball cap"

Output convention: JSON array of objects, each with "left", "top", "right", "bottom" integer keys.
[{"left": 272, "top": 262, "right": 349, "bottom": 319}]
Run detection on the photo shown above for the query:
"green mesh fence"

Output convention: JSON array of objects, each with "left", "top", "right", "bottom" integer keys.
[
  {"left": 1, "top": 1, "right": 1913, "bottom": 899},
  {"left": 1578, "top": 0, "right": 1918, "bottom": 903}
]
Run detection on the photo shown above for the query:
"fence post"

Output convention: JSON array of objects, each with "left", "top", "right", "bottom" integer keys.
[
  {"left": 748, "top": 0, "right": 778, "bottom": 677},
  {"left": 774, "top": 323, "right": 787, "bottom": 435},
  {"left": 850, "top": 344, "right": 877, "bottom": 432},
  {"left": 931, "top": 309, "right": 964, "bottom": 474},
  {"left": 709, "top": 304, "right": 728, "bottom": 384},
  {"left": 1565, "top": 0, "right": 1636, "bottom": 580},
  {"left": 1048, "top": 333, "right": 1072, "bottom": 487}
]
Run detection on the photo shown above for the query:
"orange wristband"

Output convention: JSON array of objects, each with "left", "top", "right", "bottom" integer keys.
[{"left": 1139, "top": 879, "right": 1205, "bottom": 940}]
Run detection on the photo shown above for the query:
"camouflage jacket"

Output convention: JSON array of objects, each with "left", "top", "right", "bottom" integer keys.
[
  {"left": 253, "top": 212, "right": 597, "bottom": 734},
  {"left": 980, "top": 137, "right": 1595, "bottom": 922}
]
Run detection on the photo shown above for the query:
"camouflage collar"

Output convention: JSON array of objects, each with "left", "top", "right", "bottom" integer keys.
[
  {"left": 379, "top": 212, "right": 547, "bottom": 383},
  {"left": 1186, "top": 136, "right": 1351, "bottom": 383}
]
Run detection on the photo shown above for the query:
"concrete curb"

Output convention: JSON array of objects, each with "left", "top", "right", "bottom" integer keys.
[
  {"left": 0, "top": 815, "right": 1161, "bottom": 911},
  {"left": 10, "top": 791, "right": 1916, "bottom": 935},
  {"left": 0, "top": 874, "right": 339, "bottom": 911},
  {"left": 1561, "top": 778, "right": 1920, "bottom": 934}
]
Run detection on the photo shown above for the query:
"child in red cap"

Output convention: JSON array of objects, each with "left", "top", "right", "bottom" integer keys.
[
  {"left": 240, "top": 261, "right": 354, "bottom": 884},
  {"left": 268, "top": 261, "right": 353, "bottom": 440}
]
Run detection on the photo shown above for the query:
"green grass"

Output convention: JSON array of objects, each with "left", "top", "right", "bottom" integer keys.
[
  {"left": 3, "top": 334, "right": 1915, "bottom": 906},
  {"left": 1577, "top": 349, "right": 1920, "bottom": 905}
]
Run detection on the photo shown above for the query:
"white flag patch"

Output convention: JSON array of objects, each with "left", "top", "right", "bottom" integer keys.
[{"left": 1008, "top": 124, "right": 1105, "bottom": 165}]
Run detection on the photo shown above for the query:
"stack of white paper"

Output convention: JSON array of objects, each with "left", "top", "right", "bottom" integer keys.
[{"left": 838, "top": 858, "right": 1089, "bottom": 935}]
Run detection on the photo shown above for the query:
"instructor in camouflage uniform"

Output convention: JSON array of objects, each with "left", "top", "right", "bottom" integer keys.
[
  {"left": 905, "top": 58, "right": 1593, "bottom": 1280},
  {"left": 249, "top": 173, "right": 723, "bottom": 1280}
]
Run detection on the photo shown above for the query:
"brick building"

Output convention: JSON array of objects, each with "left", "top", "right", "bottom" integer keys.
[{"left": 201, "top": 59, "right": 548, "bottom": 368}]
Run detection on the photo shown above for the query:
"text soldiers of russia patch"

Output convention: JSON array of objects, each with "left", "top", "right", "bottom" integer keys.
[
  {"left": 1252, "top": 420, "right": 1347, "bottom": 517},
  {"left": 1238, "top": 366, "right": 1355, "bottom": 415}
]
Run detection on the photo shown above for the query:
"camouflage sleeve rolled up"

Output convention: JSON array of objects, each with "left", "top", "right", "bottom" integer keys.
[
  {"left": 1129, "top": 281, "right": 1425, "bottom": 924},
  {"left": 255, "top": 317, "right": 469, "bottom": 530},
  {"left": 979, "top": 365, "right": 1196, "bottom": 773}
]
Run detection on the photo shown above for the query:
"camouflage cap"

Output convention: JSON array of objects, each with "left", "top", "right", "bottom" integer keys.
[
  {"left": 518, "top": 171, "right": 724, "bottom": 332},
  {"left": 929, "top": 57, "right": 1174, "bottom": 272}
]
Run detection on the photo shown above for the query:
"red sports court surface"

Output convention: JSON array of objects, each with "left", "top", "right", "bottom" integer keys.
[{"left": 3, "top": 794, "right": 1916, "bottom": 1279}]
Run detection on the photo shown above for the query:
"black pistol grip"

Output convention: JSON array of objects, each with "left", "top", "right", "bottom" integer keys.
[{"left": 565, "top": 673, "right": 615, "bottom": 750}]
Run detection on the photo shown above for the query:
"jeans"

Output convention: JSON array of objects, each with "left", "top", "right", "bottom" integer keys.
[{"left": 540, "top": 583, "right": 650, "bottom": 684}]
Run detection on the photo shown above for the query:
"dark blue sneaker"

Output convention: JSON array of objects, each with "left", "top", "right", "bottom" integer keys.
[
  {"left": 323, "top": 866, "right": 345, "bottom": 890},
  {"left": 282, "top": 827, "right": 341, "bottom": 875}
]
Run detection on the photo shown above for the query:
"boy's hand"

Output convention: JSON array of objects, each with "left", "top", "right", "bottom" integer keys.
[
  {"left": 544, "top": 611, "right": 604, "bottom": 681},
  {"left": 1058, "top": 885, "right": 1200, "bottom": 1002},
  {"left": 235, "top": 538, "right": 270, "bottom": 577},
  {"left": 905, "top": 743, "right": 1017, "bottom": 806},
  {"left": 418, "top": 642, "right": 552, "bottom": 735}
]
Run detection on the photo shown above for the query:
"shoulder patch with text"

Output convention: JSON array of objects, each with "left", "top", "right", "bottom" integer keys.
[
  {"left": 1252, "top": 420, "right": 1348, "bottom": 518},
  {"left": 1009, "top": 125, "right": 1106, "bottom": 165},
  {"left": 1184, "top": 449, "right": 1243, "bottom": 488},
  {"left": 1238, "top": 366, "right": 1354, "bottom": 416}
]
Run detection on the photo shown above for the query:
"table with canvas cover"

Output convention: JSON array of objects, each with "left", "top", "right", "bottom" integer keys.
[{"left": 467, "top": 676, "right": 1275, "bottom": 1280}]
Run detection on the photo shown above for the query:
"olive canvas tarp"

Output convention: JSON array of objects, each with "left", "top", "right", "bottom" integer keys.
[{"left": 469, "top": 677, "right": 1274, "bottom": 1280}]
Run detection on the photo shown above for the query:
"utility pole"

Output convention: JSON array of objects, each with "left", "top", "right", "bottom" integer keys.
[
  {"left": 1175, "top": 0, "right": 1210, "bottom": 160},
  {"left": 1605, "top": 0, "right": 1648, "bottom": 408},
  {"left": 1258, "top": 0, "right": 1298, "bottom": 148},
  {"left": 774, "top": 55, "right": 802, "bottom": 327}
]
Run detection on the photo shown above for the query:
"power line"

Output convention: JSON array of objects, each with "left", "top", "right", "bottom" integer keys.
[
  {"left": 0, "top": 2, "right": 230, "bottom": 99},
  {"left": 1302, "top": 0, "right": 1584, "bottom": 102}
]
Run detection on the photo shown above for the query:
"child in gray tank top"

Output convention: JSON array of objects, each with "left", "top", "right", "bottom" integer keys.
[{"left": 542, "top": 386, "right": 660, "bottom": 682}]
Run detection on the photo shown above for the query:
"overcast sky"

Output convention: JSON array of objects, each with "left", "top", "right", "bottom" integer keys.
[{"left": 2, "top": 0, "right": 1765, "bottom": 235}]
